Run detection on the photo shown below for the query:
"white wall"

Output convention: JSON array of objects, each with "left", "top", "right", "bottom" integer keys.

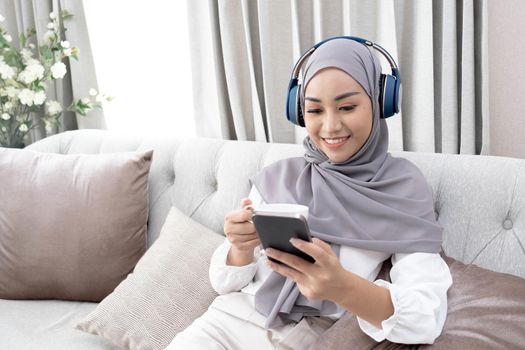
[
  {"left": 488, "top": 0, "right": 525, "bottom": 158},
  {"left": 83, "top": 1, "right": 196, "bottom": 139}
]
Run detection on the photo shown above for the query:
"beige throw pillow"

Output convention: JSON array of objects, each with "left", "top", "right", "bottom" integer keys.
[
  {"left": 0, "top": 148, "right": 153, "bottom": 302},
  {"left": 75, "top": 206, "right": 224, "bottom": 350}
]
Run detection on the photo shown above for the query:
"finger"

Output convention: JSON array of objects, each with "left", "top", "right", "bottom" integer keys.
[
  {"left": 266, "top": 259, "right": 304, "bottom": 282},
  {"left": 289, "top": 238, "right": 327, "bottom": 262},
  {"left": 246, "top": 237, "right": 261, "bottom": 247},
  {"left": 234, "top": 237, "right": 261, "bottom": 250},
  {"left": 227, "top": 234, "right": 257, "bottom": 245},
  {"left": 228, "top": 232, "right": 259, "bottom": 244},
  {"left": 226, "top": 221, "right": 256, "bottom": 235},
  {"left": 228, "top": 209, "right": 253, "bottom": 223},
  {"left": 240, "top": 197, "right": 252, "bottom": 208},
  {"left": 265, "top": 248, "right": 313, "bottom": 274},
  {"left": 311, "top": 237, "right": 333, "bottom": 253}
]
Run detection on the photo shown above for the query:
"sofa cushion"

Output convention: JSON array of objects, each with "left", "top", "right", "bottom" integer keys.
[
  {"left": 0, "top": 299, "right": 119, "bottom": 350},
  {"left": 0, "top": 147, "right": 152, "bottom": 302},
  {"left": 75, "top": 206, "right": 223, "bottom": 350},
  {"left": 310, "top": 254, "right": 525, "bottom": 349}
]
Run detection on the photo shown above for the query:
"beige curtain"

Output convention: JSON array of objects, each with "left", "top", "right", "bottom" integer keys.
[
  {"left": 0, "top": 0, "right": 104, "bottom": 145},
  {"left": 187, "top": 0, "right": 489, "bottom": 155}
]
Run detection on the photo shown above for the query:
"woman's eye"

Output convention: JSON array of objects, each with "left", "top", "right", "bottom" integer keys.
[
  {"left": 340, "top": 105, "right": 355, "bottom": 111},
  {"left": 306, "top": 109, "right": 322, "bottom": 114}
]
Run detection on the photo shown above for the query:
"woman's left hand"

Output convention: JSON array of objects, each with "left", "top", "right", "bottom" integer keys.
[{"left": 265, "top": 238, "right": 351, "bottom": 302}]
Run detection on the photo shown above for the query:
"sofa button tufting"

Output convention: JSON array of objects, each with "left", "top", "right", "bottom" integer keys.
[{"left": 502, "top": 218, "right": 513, "bottom": 230}]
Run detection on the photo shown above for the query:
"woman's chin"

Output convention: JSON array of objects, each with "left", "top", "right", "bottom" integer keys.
[{"left": 326, "top": 152, "right": 355, "bottom": 163}]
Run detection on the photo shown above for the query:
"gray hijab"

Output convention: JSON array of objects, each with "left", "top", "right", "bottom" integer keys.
[{"left": 250, "top": 39, "right": 443, "bottom": 329}]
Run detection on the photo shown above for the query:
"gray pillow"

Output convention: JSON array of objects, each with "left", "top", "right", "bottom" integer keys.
[
  {"left": 310, "top": 254, "right": 525, "bottom": 349},
  {"left": 0, "top": 147, "right": 152, "bottom": 302},
  {"left": 75, "top": 206, "right": 223, "bottom": 350}
]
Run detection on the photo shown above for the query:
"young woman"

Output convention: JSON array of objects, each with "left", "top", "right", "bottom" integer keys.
[{"left": 167, "top": 37, "right": 452, "bottom": 349}]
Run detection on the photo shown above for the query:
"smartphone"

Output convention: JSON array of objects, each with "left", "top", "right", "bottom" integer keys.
[{"left": 252, "top": 212, "right": 315, "bottom": 264}]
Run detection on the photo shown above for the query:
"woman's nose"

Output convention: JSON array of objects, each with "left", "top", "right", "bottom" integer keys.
[{"left": 322, "top": 110, "right": 343, "bottom": 132}]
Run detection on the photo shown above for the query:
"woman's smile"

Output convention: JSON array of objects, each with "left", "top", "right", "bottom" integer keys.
[{"left": 322, "top": 135, "right": 351, "bottom": 148}]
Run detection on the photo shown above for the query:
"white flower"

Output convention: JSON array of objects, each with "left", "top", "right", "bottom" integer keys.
[
  {"left": 0, "top": 14, "right": 5, "bottom": 22},
  {"left": 45, "top": 119, "right": 54, "bottom": 134},
  {"left": 5, "top": 86, "right": 19, "bottom": 98},
  {"left": 25, "top": 58, "right": 40, "bottom": 66},
  {"left": 18, "top": 89, "right": 35, "bottom": 106},
  {"left": 1, "top": 113, "right": 10, "bottom": 121},
  {"left": 46, "top": 100, "right": 62, "bottom": 115},
  {"left": 4, "top": 34, "right": 12, "bottom": 43},
  {"left": 43, "top": 30, "right": 55, "bottom": 42},
  {"left": 0, "top": 63, "right": 16, "bottom": 80},
  {"left": 63, "top": 48, "right": 72, "bottom": 57},
  {"left": 20, "top": 48, "right": 33, "bottom": 61},
  {"left": 49, "top": 12, "right": 56, "bottom": 20},
  {"left": 81, "top": 97, "right": 90, "bottom": 104},
  {"left": 4, "top": 101, "right": 13, "bottom": 110},
  {"left": 61, "top": 41, "right": 70, "bottom": 49},
  {"left": 95, "top": 94, "right": 105, "bottom": 103},
  {"left": 47, "top": 22, "right": 56, "bottom": 30},
  {"left": 89, "top": 88, "right": 97, "bottom": 96},
  {"left": 28, "top": 43, "right": 35, "bottom": 49},
  {"left": 18, "top": 62, "right": 45, "bottom": 84},
  {"left": 19, "top": 124, "right": 29, "bottom": 132},
  {"left": 50, "top": 62, "right": 67, "bottom": 79},
  {"left": 33, "top": 90, "right": 46, "bottom": 105}
]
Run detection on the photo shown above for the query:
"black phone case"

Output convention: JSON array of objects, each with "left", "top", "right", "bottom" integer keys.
[{"left": 252, "top": 213, "right": 315, "bottom": 264}]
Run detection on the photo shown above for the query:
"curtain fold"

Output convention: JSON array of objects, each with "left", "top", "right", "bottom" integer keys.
[
  {"left": 61, "top": 0, "right": 104, "bottom": 131},
  {"left": 188, "top": 0, "right": 489, "bottom": 155},
  {"left": 0, "top": 0, "right": 104, "bottom": 145}
]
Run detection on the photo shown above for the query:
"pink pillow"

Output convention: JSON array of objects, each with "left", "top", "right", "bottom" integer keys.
[
  {"left": 310, "top": 254, "right": 525, "bottom": 349},
  {"left": 0, "top": 148, "right": 153, "bottom": 302}
]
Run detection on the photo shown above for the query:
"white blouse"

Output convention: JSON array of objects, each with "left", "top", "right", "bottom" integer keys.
[{"left": 209, "top": 185, "right": 453, "bottom": 344}]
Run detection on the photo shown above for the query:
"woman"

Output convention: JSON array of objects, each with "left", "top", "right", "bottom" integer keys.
[{"left": 167, "top": 38, "right": 452, "bottom": 349}]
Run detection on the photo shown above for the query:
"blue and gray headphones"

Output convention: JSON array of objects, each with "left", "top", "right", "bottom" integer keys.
[{"left": 286, "top": 36, "right": 402, "bottom": 127}]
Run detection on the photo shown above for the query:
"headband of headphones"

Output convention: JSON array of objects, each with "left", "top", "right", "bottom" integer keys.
[{"left": 286, "top": 36, "right": 402, "bottom": 127}]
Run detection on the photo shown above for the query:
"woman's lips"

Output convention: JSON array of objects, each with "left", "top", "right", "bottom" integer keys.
[{"left": 322, "top": 136, "right": 350, "bottom": 149}]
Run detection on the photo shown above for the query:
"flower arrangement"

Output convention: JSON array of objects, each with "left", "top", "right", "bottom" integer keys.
[{"left": 0, "top": 10, "right": 111, "bottom": 148}]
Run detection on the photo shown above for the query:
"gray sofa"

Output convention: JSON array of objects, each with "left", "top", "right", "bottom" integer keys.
[{"left": 2, "top": 129, "right": 524, "bottom": 349}]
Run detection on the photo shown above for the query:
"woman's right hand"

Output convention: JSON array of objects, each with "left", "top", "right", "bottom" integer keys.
[{"left": 223, "top": 198, "right": 261, "bottom": 266}]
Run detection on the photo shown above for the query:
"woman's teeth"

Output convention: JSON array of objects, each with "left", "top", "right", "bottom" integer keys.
[{"left": 324, "top": 136, "right": 349, "bottom": 144}]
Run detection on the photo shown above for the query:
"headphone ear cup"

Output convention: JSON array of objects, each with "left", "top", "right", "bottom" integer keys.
[
  {"left": 380, "top": 74, "right": 397, "bottom": 118},
  {"left": 296, "top": 86, "right": 304, "bottom": 127},
  {"left": 394, "top": 78, "right": 401, "bottom": 114},
  {"left": 286, "top": 83, "right": 304, "bottom": 126}
]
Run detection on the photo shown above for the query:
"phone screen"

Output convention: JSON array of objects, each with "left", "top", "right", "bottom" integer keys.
[{"left": 252, "top": 213, "right": 315, "bottom": 264}]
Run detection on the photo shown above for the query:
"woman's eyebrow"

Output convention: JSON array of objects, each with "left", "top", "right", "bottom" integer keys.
[
  {"left": 334, "top": 91, "right": 360, "bottom": 101},
  {"left": 305, "top": 91, "right": 360, "bottom": 103},
  {"left": 305, "top": 96, "right": 322, "bottom": 102}
]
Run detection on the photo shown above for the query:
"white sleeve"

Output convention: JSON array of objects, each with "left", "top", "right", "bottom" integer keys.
[
  {"left": 208, "top": 185, "right": 264, "bottom": 295},
  {"left": 356, "top": 252, "right": 453, "bottom": 344},
  {"left": 208, "top": 239, "right": 260, "bottom": 294}
]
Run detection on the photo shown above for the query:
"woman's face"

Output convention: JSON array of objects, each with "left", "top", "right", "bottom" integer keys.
[{"left": 304, "top": 68, "right": 373, "bottom": 163}]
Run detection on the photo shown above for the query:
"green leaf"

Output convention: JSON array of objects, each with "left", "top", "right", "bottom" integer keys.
[
  {"left": 27, "top": 28, "right": 36, "bottom": 38},
  {"left": 20, "top": 32, "right": 27, "bottom": 47},
  {"left": 40, "top": 46, "right": 53, "bottom": 61},
  {"left": 61, "top": 10, "right": 74, "bottom": 20}
]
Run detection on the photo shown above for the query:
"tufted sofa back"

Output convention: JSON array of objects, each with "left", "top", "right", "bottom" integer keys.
[{"left": 27, "top": 130, "right": 525, "bottom": 279}]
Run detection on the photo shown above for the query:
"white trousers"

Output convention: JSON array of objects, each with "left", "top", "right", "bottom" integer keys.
[{"left": 166, "top": 294, "right": 334, "bottom": 350}]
